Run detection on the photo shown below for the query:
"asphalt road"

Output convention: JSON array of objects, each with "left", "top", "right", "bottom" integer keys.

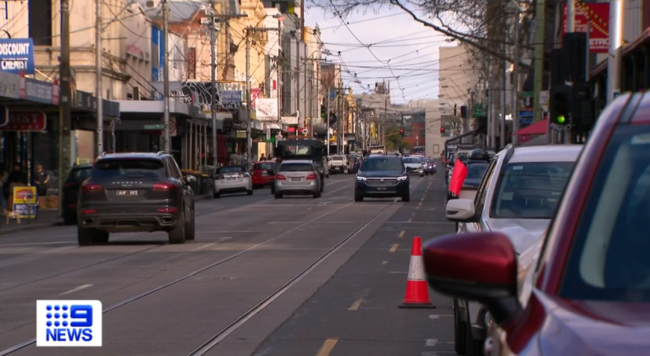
[{"left": 0, "top": 173, "right": 456, "bottom": 356}]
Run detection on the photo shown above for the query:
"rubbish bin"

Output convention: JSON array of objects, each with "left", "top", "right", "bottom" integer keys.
[{"left": 200, "top": 174, "right": 210, "bottom": 195}]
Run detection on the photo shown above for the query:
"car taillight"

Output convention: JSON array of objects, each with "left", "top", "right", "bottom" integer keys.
[
  {"left": 153, "top": 183, "right": 177, "bottom": 191},
  {"left": 80, "top": 183, "right": 103, "bottom": 193},
  {"left": 215, "top": 174, "right": 225, "bottom": 180},
  {"left": 238, "top": 173, "right": 249, "bottom": 178},
  {"left": 80, "top": 209, "right": 97, "bottom": 214},
  {"left": 64, "top": 182, "right": 75, "bottom": 188},
  {"left": 306, "top": 173, "right": 318, "bottom": 180},
  {"left": 275, "top": 174, "right": 287, "bottom": 180}
]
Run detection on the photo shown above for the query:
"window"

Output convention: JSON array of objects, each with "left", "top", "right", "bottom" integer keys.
[
  {"left": 489, "top": 162, "right": 574, "bottom": 219},
  {"left": 403, "top": 157, "right": 421, "bottom": 164},
  {"left": 560, "top": 125, "right": 650, "bottom": 301},
  {"left": 70, "top": 168, "right": 92, "bottom": 181},
  {"left": 29, "top": 2, "right": 52, "bottom": 46},
  {"left": 466, "top": 163, "right": 488, "bottom": 180},
  {"left": 253, "top": 163, "right": 275, "bottom": 171},
  {"left": 92, "top": 159, "right": 165, "bottom": 179},
  {"left": 474, "top": 159, "right": 497, "bottom": 212},
  {"left": 331, "top": 156, "right": 344, "bottom": 161},
  {"left": 361, "top": 158, "right": 404, "bottom": 171},
  {"left": 217, "top": 166, "right": 246, "bottom": 174},
  {"left": 279, "top": 163, "right": 313, "bottom": 172}
]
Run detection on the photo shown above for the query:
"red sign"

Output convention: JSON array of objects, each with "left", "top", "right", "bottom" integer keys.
[
  {"left": 250, "top": 88, "right": 261, "bottom": 109},
  {"left": 52, "top": 79, "right": 60, "bottom": 105},
  {"left": 562, "top": 2, "right": 610, "bottom": 53},
  {"left": 0, "top": 112, "right": 47, "bottom": 132}
]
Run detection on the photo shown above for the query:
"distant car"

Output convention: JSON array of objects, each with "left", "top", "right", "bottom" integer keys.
[
  {"left": 213, "top": 165, "right": 253, "bottom": 197},
  {"left": 76, "top": 152, "right": 195, "bottom": 245},
  {"left": 328, "top": 155, "right": 349, "bottom": 174},
  {"left": 348, "top": 156, "right": 361, "bottom": 174},
  {"left": 251, "top": 161, "right": 276, "bottom": 188},
  {"left": 355, "top": 155, "right": 410, "bottom": 202},
  {"left": 62, "top": 164, "right": 93, "bottom": 225},
  {"left": 274, "top": 160, "right": 322, "bottom": 198},
  {"left": 402, "top": 157, "right": 425, "bottom": 177},
  {"left": 423, "top": 159, "right": 437, "bottom": 175}
]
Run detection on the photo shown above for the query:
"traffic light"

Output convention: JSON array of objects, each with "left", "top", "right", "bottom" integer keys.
[
  {"left": 399, "top": 128, "right": 405, "bottom": 137},
  {"left": 550, "top": 85, "right": 572, "bottom": 126},
  {"left": 572, "top": 82, "right": 595, "bottom": 129},
  {"left": 320, "top": 105, "right": 327, "bottom": 119},
  {"left": 440, "top": 127, "right": 445, "bottom": 134}
]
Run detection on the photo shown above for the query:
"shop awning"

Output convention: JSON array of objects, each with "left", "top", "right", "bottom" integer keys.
[
  {"left": 513, "top": 119, "right": 547, "bottom": 136},
  {"left": 591, "top": 27, "right": 650, "bottom": 78}
]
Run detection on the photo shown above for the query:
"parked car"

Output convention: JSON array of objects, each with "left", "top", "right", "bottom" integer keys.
[
  {"left": 355, "top": 155, "right": 410, "bottom": 202},
  {"left": 274, "top": 160, "right": 322, "bottom": 198},
  {"left": 443, "top": 144, "right": 582, "bottom": 355},
  {"left": 213, "top": 165, "right": 253, "bottom": 197},
  {"left": 76, "top": 152, "right": 195, "bottom": 245},
  {"left": 423, "top": 93, "right": 649, "bottom": 356},
  {"left": 61, "top": 164, "right": 93, "bottom": 225},
  {"left": 251, "top": 161, "right": 276, "bottom": 188}
]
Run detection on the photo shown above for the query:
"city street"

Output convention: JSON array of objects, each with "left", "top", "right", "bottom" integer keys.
[{"left": 0, "top": 173, "right": 456, "bottom": 356}]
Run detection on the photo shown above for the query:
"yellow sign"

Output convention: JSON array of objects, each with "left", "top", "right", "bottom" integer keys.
[{"left": 12, "top": 186, "right": 37, "bottom": 218}]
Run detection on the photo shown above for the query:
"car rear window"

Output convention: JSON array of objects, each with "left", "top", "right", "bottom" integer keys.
[
  {"left": 92, "top": 159, "right": 164, "bottom": 179},
  {"left": 253, "top": 163, "right": 275, "bottom": 170},
  {"left": 218, "top": 166, "right": 246, "bottom": 174},
  {"left": 279, "top": 163, "right": 313, "bottom": 172},
  {"left": 70, "top": 168, "right": 92, "bottom": 181},
  {"left": 466, "top": 163, "right": 488, "bottom": 179}
]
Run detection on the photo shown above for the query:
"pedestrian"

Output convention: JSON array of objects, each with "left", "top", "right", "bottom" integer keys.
[
  {"left": 34, "top": 164, "right": 50, "bottom": 196},
  {"left": 259, "top": 153, "right": 267, "bottom": 161},
  {"left": 0, "top": 164, "right": 8, "bottom": 211}
]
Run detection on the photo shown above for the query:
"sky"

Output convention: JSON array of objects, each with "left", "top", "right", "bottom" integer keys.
[{"left": 305, "top": 6, "right": 455, "bottom": 105}]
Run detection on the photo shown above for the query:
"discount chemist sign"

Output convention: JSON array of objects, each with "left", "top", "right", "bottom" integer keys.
[{"left": 0, "top": 38, "right": 35, "bottom": 75}]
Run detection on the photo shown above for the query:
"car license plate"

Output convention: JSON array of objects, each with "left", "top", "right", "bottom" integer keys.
[
  {"left": 227, "top": 177, "right": 237, "bottom": 181},
  {"left": 291, "top": 177, "right": 301, "bottom": 181},
  {"left": 116, "top": 190, "right": 138, "bottom": 196},
  {"left": 377, "top": 187, "right": 386, "bottom": 191}
]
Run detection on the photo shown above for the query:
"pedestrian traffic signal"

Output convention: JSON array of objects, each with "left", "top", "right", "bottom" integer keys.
[
  {"left": 550, "top": 85, "right": 572, "bottom": 126},
  {"left": 399, "top": 128, "right": 405, "bottom": 137}
]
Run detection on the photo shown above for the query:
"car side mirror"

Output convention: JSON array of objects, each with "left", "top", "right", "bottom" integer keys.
[
  {"left": 445, "top": 199, "right": 478, "bottom": 222},
  {"left": 422, "top": 232, "right": 521, "bottom": 325}
]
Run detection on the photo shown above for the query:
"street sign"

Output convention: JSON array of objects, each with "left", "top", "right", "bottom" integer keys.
[
  {"left": 519, "top": 118, "right": 533, "bottom": 125},
  {"left": 144, "top": 124, "right": 163, "bottom": 129},
  {"left": 519, "top": 91, "right": 534, "bottom": 98},
  {"left": 519, "top": 110, "right": 534, "bottom": 118},
  {"left": 474, "top": 104, "right": 487, "bottom": 117}
]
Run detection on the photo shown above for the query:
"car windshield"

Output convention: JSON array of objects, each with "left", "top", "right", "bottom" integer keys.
[
  {"left": 279, "top": 163, "right": 313, "bottom": 172},
  {"left": 489, "top": 162, "right": 575, "bottom": 219},
  {"left": 561, "top": 125, "right": 650, "bottom": 301},
  {"left": 403, "top": 157, "right": 421, "bottom": 164},
  {"left": 331, "top": 156, "right": 343, "bottom": 160},
  {"left": 92, "top": 159, "right": 164, "bottom": 179},
  {"left": 466, "top": 163, "right": 488, "bottom": 180},
  {"left": 361, "top": 158, "right": 404, "bottom": 171},
  {"left": 253, "top": 163, "right": 275, "bottom": 170},
  {"left": 218, "top": 166, "right": 246, "bottom": 174}
]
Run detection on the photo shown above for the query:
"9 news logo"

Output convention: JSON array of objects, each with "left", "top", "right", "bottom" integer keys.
[{"left": 36, "top": 300, "right": 103, "bottom": 347}]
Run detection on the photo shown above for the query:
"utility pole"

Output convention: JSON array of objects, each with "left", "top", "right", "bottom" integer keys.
[
  {"left": 308, "top": 61, "right": 313, "bottom": 137},
  {"left": 59, "top": 0, "right": 72, "bottom": 217},
  {"left": 295, "top": 35, "right": 301, "bottom": 127},
  {"left": 204, "top": 2, "right": 219, "bottom": 168},
  {"left": 607, "top": 0, "right": 623, "bottom": 103},
  {"left": 512, "top": 1, "right": 520, "bottom": 145},
  {"left": 532, "top": 0, "right": 545, "bottom": 124},
  {"left": 95, "top": 0, "right": 103, "bottom": 155},
  {"left": 245, "top": 30, "right": 252, "bottom": 163},
  {"left": 326, "top": 89, "right": 330, "bottom": 156},
  {"left": 162, "top": 0, "right": 171, "bottom": 153},
  {"left": 277, "top": 16, "right": 282, "bottom": 125}
]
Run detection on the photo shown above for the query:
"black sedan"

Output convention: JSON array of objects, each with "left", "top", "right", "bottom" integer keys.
[{"left": 354, "top": 156, "right": 410, "bottom": 202}]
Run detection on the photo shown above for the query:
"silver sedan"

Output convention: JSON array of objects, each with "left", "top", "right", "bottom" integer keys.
[
  {"left": 273, "top": 160, "right": 322, "bottom": 199},
  {"left": 213, "top": 165, "right": 253, "bottom": 198}
]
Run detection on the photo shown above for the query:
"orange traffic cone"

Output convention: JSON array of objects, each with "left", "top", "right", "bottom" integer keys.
[{"left": 399, "top": 236, "right": 436, "bottom": 309}]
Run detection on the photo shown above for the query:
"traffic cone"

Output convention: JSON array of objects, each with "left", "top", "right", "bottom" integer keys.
[{"left": 399, "top": 236, "right": 436, "bottom": 309}]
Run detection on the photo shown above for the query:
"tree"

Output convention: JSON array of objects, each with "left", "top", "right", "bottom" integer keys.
[
  {"left": 309, "top": 0, "right": 533, "bottom": 70},
  {"left": 385, "top": 126, "right": 402, "bottom": 150}
]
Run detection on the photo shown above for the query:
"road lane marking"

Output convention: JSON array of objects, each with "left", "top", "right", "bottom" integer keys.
[
  {"left": 192, "top": 243, "right": 216, "bottom": 251},
  {"left": 382, "top": 261, "right": 388, "bottom": 265},
  {"left": 316, "top": 338, "right": 338, "bottom": 356},
  {"left": 408, "top": 218, "right": 412, "bottom": 222},
  {"left": 425, "top": 339, "right": 439, "bottom": 347},
  {"left": 416, "top": 207, "right": 420, "bottom": 210},
  {"left": 398, "top": 230, "right": 405, "bottom": 238},
  {"left": 60, "top": 284, "right": 93, "bottom": 296},
  {"left": 429, "top": 314, "right": 453, "bottom": 319},
  {"left": 418, "top": 202, "right": 423, "bottom": 207},
  {"left": 389, "top": 244, "right": 399, "bottom": 253},
  {"left": 348, "top": 298, "right": 363, "bottom": 310}
]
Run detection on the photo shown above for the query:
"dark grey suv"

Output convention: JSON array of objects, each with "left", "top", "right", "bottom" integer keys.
[{"left": 76, "top": 152, "right": 195, "bottom": 246}]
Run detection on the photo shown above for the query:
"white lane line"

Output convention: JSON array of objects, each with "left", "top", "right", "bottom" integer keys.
[
  {"left": 60, "top": 284, "right": 93, "bottom": 296},
  {"left": 192, "top": 242, "right": 216, "bottom": 251},
  {"left": 425, "top": 339, "right": 438, "bottom": 347},
  {"left": 429, "top": 314, "right": 453, "bottom": 319}
]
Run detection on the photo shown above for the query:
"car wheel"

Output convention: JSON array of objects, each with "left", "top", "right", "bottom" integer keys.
[
  {"left": 402, "top": 191, "right": 410, "bottom": 202},
  {"left": 185, "top": 208, "right": 196, "bottom": 241},
  {"left": 213, "top": 190, "right": 220, "bottom": 198},
  {"left": 454, "top": 299, "right": 468, "bottom": 355},
  {"left": 168, "top": 214, "right": 186, "bottom": 244},
  {"left": 77, "top": 226, "right": 108, "bottom": 246},
  {"left": 354, "top": 192, "right": 364, "bottom": 202},
  {"left": 247, "top": 189, "right": 254, "bottom": 195},
  {"left": 274, "top": 192, "right": 283, "bottom": 199}
]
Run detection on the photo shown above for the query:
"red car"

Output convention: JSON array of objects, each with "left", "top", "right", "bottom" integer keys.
[
  {"left": 422, "top": 92, "right": 650, "bottom": 356},
  {"left": 251, "top": 161, "right": 276, "bottom": 188}
]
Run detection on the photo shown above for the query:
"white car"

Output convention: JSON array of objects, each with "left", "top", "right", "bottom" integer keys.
[
  {"left": 444, "top": 144, "right": 582, "bottom": 356},
  {"left": 402, "top": 157, "right": 425, "bottom": 176},
  {"left": 213, "top": 165, "right": 253, "bottom": 198}
]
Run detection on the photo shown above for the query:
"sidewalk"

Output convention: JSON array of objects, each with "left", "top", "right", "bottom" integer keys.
[{"left": 0, "top": 209, "right": 62, "bottom": 236}]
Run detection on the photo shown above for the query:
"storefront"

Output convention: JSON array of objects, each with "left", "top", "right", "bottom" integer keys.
[{"left": 70, "top": 90, "right": 121, "bottom": 163}]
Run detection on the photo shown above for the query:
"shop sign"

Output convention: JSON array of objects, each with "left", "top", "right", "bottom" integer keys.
[
  {"left": 0, "top": 112, "right": 47, "bottom": 132},
  {"left": 12, "top": 186, "right": 37, "bottom": 218},
  {"left": 0, "top": 71, "right": 20, "bottom": 99},
  {"left": 221, "top": 90, "right": 242, "bottom": 102},
  {"left": 0, "top": 38, "right": 35, "bottom": 74},
  {"left": 20, "top": 78, "right": 54, "bottom": 104}
]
